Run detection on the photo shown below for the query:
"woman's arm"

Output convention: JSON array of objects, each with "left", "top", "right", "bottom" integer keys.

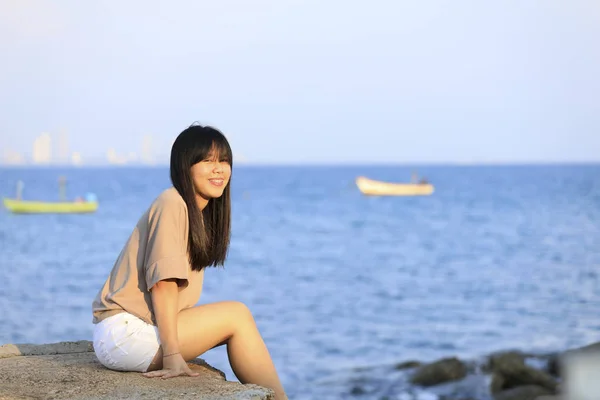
[
  {"left": 145, "top": 278, "right": 198, "bottom": 378},
  {"left": 151, "top": 278, "right": 181, "bottom": 356}
]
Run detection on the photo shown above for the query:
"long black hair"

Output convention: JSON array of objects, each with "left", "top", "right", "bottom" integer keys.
[{"left": 170, "top": 124, "right": 232, "bottom": 271}]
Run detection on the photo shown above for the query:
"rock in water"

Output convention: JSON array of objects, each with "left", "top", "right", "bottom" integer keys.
[
  {"left": 488, "top": 351, "right": 557, "bottom": 393},
  {"left": 394, "top": 360, "right": 422, "bottom": 370},
  {"left": 410, "top": 357, "right": 467, "bottom": 387},
  {"left": 493, "top": 385, "right": 553, "bottom": 400}
]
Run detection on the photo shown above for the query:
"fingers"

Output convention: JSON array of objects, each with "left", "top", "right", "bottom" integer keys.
[
  {"left": 160, "top": 369, "right": 198, "bottom": 379},
  {"left": 143, "top": 370, "right": 176, "bottom": 379},
  {"left": 143, "top": 369, "right": 180, "bottom": 379},
  {"left": 142, "top": 368, "right": 199, "bottom": 379},
  {"left": 160, "top": 372, "right": 180, "bottom": 379},
  {"left": 142, "top": 370, "right": 168, "bottom": 378}
]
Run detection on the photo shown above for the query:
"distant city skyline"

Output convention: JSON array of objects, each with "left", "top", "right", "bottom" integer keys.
[
  {"left": 1, "top": 1, "right": 599, "bottom": 165},
  {"left": 2, "top": 127, "right": 599, "bottom": 167},
  {"left": 1, "top": 130, "right": 252, "bottom": 166},
  {"left": 2, "top": 131, "right": 167, "bottom": 166}
]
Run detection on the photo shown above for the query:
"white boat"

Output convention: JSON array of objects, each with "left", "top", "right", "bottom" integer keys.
[{"left": 355, "top": 176, "right": 434, "bottom": 196}]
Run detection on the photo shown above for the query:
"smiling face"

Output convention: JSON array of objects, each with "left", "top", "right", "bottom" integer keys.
[{"left": 190, "top": 144, "right": 232, "bottom": 208}]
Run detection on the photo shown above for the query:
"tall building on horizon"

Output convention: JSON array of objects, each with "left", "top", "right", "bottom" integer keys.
[
  {"left": 106, "top": 148, "right": 127, "bottom": 165},
  {"left": 33, "top": 133, "right": 52, "bottom": 164},
  {"left": 71, "top": 152, "right": 82, "bottom": 166}
]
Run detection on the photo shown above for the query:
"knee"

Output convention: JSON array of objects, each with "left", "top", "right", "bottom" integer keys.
[{"left": 225, "top": 301, "right": 255, "bottom": 324}]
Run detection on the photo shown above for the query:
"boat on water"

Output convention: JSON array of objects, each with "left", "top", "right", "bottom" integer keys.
[
  {"left": 355, "top": 176, "right": 434, "bottom": 196},
  {"left": 3, "top": 177, "right": 98, "bottom": 214},
  {"left": 3, "top": 198, "right": 98, "bottom": 214}
]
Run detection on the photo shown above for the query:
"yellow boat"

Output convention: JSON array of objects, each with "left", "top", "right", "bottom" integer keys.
[
  {"left": 355, "top": 176, "right": 434, "bottom": 196},
  {"left": 3, "top": 198, "right": 99, "bottom": 214}
]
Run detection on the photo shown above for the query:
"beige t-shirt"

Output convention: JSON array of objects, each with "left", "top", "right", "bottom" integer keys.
[{"left": 92, "top": 187, "right": 204, "bottom": 325}]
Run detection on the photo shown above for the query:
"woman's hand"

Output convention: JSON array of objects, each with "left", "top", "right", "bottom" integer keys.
[
  {"left": 146, "top": 279, "right": 196, "bottom": 379},
  {"left": 142, "top": 353, "right": 199, "bottom": 379}
]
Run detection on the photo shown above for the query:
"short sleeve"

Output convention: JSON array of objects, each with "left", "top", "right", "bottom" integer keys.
[{"left": 144, "top": 195, "right": 190, "bottom": 291}]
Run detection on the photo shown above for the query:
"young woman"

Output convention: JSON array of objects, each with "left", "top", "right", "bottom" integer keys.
[{"left": 92, "top": 124, "right": 287, "bottom": 399}]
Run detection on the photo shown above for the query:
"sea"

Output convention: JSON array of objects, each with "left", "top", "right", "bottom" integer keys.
[{"left": 1, "top": 165, "right": 599, "bottom": 399}]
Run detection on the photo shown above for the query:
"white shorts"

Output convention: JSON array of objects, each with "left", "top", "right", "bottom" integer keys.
[{"left": 93, "top": 312, "right": 161, "bottom": 373}]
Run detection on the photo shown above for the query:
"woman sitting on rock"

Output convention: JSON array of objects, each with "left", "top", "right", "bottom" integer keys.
[{"left": 91, "top": 124, "right": 287, "bottom": 400}]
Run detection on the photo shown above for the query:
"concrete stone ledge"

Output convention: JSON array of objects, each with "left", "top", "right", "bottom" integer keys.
[
  {"left": 0, "top": 341, "right": 274, "bottom": 400},
  {"left": 0, "top": 340, "right": 93, "bottom": 359}
]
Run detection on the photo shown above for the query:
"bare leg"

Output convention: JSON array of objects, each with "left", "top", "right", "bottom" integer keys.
[{"left": 147, "top": 301, "right": 287, "bottom": 400}]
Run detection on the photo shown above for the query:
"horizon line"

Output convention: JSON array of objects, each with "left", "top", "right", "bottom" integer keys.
[{"left": 1, "top": 160, "right": 599, "bottom": 168}]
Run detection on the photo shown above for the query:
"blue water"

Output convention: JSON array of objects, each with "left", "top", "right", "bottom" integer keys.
[{"left": 1, "top": 165, "right": 599, "bottom": 399}]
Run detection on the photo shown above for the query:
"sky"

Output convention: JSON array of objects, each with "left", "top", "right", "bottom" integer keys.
[{"left": 0, "top": 0, "right": 599, "bottom": 164}]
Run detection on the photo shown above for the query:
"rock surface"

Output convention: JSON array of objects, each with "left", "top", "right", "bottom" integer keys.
[
  {"left": 0, "top": 341, "right": 274, "bottom": 400},
  {"left": 488, "top": 351, "right": 557, "bottom": 393},
  {"left": 492, "top": 385, "right": 553, "bottom": 400},
  {"left": 394, "top": 360, "right": 422, "bottom": 370},
  {"left": 409, "top": 357, "right": 468, "bottom": 387}
]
